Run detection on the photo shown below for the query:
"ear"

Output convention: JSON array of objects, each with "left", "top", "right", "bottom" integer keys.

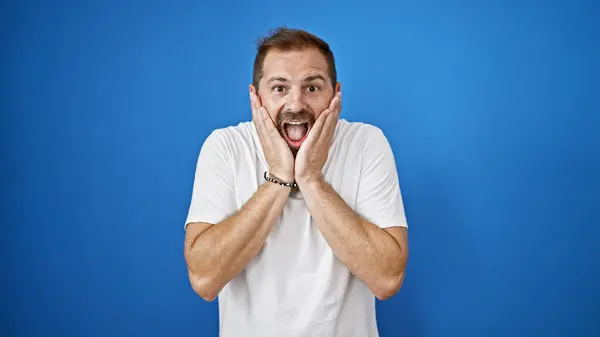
[{"left": 335, "top": 82, "right": 341, "bottom": 93}]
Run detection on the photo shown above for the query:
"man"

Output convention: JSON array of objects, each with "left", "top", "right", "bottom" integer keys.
[{"left": 183, "top": 27, "right": 409, "bottom": 337}]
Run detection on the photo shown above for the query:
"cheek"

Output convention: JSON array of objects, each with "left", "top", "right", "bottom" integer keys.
[
  {"left": 308, "top": 96, "right": 331, "bottom": 113},
  {"left": 263, "top": 101, "right": 283, "bottom": 123}
]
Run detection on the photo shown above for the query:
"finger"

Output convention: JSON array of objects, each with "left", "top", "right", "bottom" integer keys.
[
  {"left": 251, "top": 100, "right": 262, "bottom": 134},
  {"left": 261, "top": 107, "right": 278, "bottom": 134},
  {"left": 307, "top": 108, "right": 330, "bottom": 143},
  {"left": 325, "top": 94, "right": 342, "bottom": 140},
  {"left": 333, "top": 92, "right": 342, "bottom": 117},
  {"left": 328, "top": 91, "right": 342, "bottom": 111},
  {"left": 320, "top": 95, "right": 340, "bottom": 137},
  {"left": 319, "top": 93, "right": 342, "bottom": 145},
  {"left": 250, "top": 93, "right": 265, "bottom": 119},
  {"left": 250, "top": 93, "right": 261, "bottom": 117},
  {"left": 318, "top": 108, "right": 338, "bottom": 145},
  {"left": 252, "top": 92, "right": 263, "bottom": 107},
  {"left": 251, "top": 94, "right": 269, "bottom": 144},
  {"left": 255, "top": 106, "right": 270, "bottom": 143},
  {"left": 325, "top": 97, "right": 339, "bottom": 120},
  {"left": 250, "top": 93, "right": 259, "bottom": 121},
  {"left": 252, "top": 94, "right": 272, "bottom": 131}
]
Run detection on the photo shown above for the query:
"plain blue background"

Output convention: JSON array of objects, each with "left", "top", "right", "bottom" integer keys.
[{"left": 2, "top": 0, "right": 599, "bottom": 336}]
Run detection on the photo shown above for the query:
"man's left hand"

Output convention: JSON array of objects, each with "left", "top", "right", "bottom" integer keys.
[{"left": 295, "top": 92, "right": 342, "bottom": 185}]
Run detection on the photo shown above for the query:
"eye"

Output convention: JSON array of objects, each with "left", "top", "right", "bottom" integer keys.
[
  {"left": 272, "top": 85, "right": 286, "bottom": 93},
  {"left": 307, "top": 85, "right": 319, "bottom": 93}
]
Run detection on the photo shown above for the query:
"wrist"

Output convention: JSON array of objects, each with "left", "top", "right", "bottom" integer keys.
[
  {"left": 268, "top": 170, "right": 295, "bottom": 184},
  {"left": 296, "top": 173, "right": 324, "bottom": 188}
]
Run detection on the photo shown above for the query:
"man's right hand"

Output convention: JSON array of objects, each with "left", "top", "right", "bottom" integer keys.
[{"left": 250, "top": 89, "right": 295, "bottom": 183}]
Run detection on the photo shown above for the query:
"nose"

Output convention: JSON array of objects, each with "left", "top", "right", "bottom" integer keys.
[{"left": 284, "top": 88, "right": 308, "bottom": 113}]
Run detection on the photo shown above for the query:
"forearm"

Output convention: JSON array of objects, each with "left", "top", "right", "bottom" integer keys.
[
  {"left": 298, "top": 177, "right": 407, "bottom": 299},
  {"left": 185, "top": 182, "right": 290, "bottom": 300}
]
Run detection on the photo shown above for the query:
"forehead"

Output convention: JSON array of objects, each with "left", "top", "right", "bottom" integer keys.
[{"left": 261, "top": 48, "right": 329, "bottom": 80}]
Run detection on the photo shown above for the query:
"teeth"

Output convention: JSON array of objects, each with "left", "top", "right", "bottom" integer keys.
[{"left": 286, "top": 121, "right": 307, "bottom": 125}]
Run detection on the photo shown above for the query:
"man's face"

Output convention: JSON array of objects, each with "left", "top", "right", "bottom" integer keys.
[{"left": 252, "top": 48, "right": 340, "bottom": 153}]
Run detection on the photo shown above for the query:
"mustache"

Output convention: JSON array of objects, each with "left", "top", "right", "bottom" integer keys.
[{"left": 277, "top": 109, "right": 315, "bottom": 126}]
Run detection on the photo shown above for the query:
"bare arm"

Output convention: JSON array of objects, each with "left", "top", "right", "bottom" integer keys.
[
  {"left": 183, "top": 89, "right": 296, "bottom": 302},
  {"left": 184, "top": 182, "right": 291, "bottom": 301},
  {"left": 294, "top": 94, "right": 408, "bottom": 300},
  {"left": 298, "top": 177, "right": 408, "bottom": 300}
]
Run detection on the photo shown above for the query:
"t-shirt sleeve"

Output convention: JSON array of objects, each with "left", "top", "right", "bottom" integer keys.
[
  {"left": 354, "top": 126, "right": 408, "bottom": 229},
  {"left": 184, "top": 130, "right": 238, "bottom": 230}
]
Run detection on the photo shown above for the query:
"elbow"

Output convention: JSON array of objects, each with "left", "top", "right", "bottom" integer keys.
[
  {"left": 374, "top": 248, "right": 408, "bottom": 300},
  {"left": 184, "top": 235, "right": 221, "bottom": 302},
  {"left": 185, "top": 251, "right": 220, "bottom": 301},
  {"left": 373, "top": 274, "right": 405, "bottom": 301},
  {"left": 194, "top": 287, "right": 218, "bottom": 302},
  {"left": 188, "top": 271, "right": 220, "bottom": 302}
]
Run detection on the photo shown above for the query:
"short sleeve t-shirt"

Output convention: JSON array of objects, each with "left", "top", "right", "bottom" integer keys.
[{"left": 185, "top": 118, "right": 408, "bottom": 337}]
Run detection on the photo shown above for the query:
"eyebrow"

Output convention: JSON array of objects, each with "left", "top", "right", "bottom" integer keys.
[
  {"left": 303, "top": 75, "right": 326, "bottom": 83},
  {"left": 266, "top": 74, "right": 327, "bottom": 84},
  {"left": 266, "top": 76, "right": 288, "bottom": 84}
]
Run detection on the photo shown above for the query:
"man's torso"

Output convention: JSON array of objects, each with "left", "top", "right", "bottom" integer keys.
[{"left": 212, "top": 119, "right": 382, "bottom": 337}]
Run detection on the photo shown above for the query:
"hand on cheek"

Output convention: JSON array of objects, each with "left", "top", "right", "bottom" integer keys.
[
  {"left": 249, "top": 87, "right": 295, "bottom": 183},
  {"left": 294, "top": 92, "right": 342, "bottom": 185}
]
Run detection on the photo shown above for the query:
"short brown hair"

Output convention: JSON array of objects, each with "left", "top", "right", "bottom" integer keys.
[{"left": 252, "top": 26, "right": 337, "bottom": 90}]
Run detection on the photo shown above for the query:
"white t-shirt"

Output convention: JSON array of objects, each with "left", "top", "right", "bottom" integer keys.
[{"left": 185, "top": 118, "right": 408, "bottom": 337}]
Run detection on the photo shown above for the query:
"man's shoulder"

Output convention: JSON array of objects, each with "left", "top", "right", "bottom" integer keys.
[
  {"left": 207, "top": 121, "right": 255, "bottom": 140},
  {"left": 335, "top": 119, "right": 389, "bottom": 148},
  {"left": 204, "top": 121, "right": 256, "bottom": 147},
  {"left": 337, "top": 119, "right": 384, "bottom": 133},
  {"left": 198, "top": 121, "right": 258, "bottom": 161}
]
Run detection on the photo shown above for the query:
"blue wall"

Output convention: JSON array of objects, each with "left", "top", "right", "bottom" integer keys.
[{"left": 2, "top": 0, "right": 598, "bottom": 336}]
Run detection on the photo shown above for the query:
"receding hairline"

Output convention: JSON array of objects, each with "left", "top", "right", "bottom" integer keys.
[{"left": 252, "top": 27, "right": 338, "bottom": 90}]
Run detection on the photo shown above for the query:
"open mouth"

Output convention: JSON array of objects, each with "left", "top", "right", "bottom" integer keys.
[{"left": 282, "top": 121, "right": 311, "bottom": 148}]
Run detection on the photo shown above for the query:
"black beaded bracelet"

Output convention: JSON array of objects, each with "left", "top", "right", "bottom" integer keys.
[{"left": 264, "top": 171, "right": 297, "bottom": 188}]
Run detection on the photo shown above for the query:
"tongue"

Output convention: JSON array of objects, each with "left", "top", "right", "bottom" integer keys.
[{"left": 285, "top": 124, "right": 307, "bottom": 141}]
